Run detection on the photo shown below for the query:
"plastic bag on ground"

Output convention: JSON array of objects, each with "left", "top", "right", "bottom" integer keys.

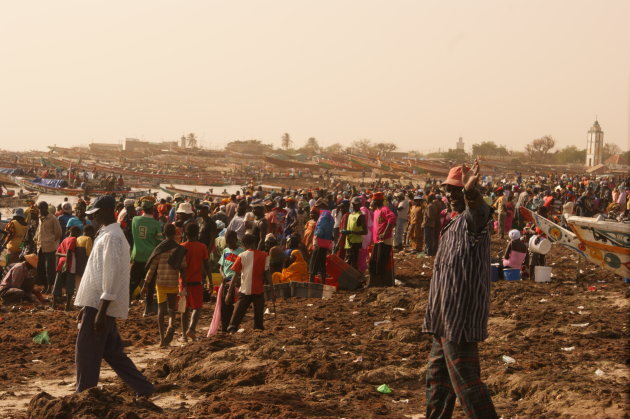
[
  {"left": 377, "top": 384, "right": 392, "bottom": 394},
  {"left": 33, "top": 331, "right": 50, "bottom": 344}
]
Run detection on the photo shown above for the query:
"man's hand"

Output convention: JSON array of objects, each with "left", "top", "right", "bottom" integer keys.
[
  {"left": 94, "top": 300, "right": 111, "bottom": 333},
  {"left": 77, "top": 307, "right": 85, "bottom": 324},
  {"left": 94, "top": 309, "right": 107, "bottom": 333},
  {"left": 464, "top": 159, "right": 480, "bottom": 193}
]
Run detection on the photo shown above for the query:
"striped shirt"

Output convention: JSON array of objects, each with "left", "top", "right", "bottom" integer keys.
[
  {"left": 145, "top": 248, "right": 186, "bottom": 289},
  {"left": 422, "top": 210, "right": 493, "bottom": 343}
]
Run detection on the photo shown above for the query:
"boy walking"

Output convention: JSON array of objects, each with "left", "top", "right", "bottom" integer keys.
[
  {"left": 180, "top": 222, "right": 209, "bottom": 340},
  {"left": 227, "top": 233, "right": 271, "bottom": 333}
]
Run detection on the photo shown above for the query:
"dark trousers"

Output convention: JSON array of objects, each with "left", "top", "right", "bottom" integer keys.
[
  {"left": 425, "top": 336, "right": 497, "bottom": 419},
  {"left": 36, "top": 251, "right": 56, "bottom": 289},
  {"left": 220, "top": 282, "right": 234, "bottom": 332},
  {"left": 309, "top": 246, "right": 328, "bottom": 282},
  {"left": 368, "top": 242, "right": 393, "bottom": 287},
  {"left": 52, "top": 271, "right": 75, "bottom": 298},
  {"left": 75, "top": 306, "right": 154, "bottom": 395},
  {"left": 345, "top": 242, "right": 362, "bottom": 270},
  {"left": 228, "top": 293, "right": 265, "bottom": 331},
  {"left": 129, "top": 261, "right": 147, "bottom": 296},
  {"left": 424, "top": 227, "right": 436, "bottom": 256}
]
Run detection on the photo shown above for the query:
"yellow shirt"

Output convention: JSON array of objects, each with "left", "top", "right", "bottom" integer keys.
[
  {"left": 5, "top": 220, "right": 28, "bottom": 253},
  {"left": 76, "top": 235, "right": 93, "bottom": 256}
]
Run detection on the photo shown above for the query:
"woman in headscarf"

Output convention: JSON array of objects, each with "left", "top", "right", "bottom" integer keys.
[
  {"left": 302, "top": 207, "right": 319, "bottom": 255},
  {"left": 278, "top": 249, "right": 308, "bottom": 283}
]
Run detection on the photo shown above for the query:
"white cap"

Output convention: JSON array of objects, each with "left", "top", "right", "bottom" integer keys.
[{"left": 176, "top": 202, "right": 194, "bottom": 214}]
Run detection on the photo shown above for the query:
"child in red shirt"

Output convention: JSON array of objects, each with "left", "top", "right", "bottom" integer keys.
[
  {"left": 180, "top": 222, "right": 209, "bottom": 340},
  {"left": 51, "top": 226, "right": 81, "bottom": 310},
  {"left": 227, "top": 233, "right": 271, "bottom": 333}
]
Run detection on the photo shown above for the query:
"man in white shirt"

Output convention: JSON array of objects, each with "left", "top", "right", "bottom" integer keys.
[
  {"left": 394, "top": 192, "right": 410, "bottom": 250},
  {"left": 74, "top": 195, "right": 154, "bottom": 396}
]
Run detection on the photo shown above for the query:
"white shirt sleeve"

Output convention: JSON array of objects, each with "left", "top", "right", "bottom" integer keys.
[{"left": 99, "top": 235, "right": 120, "bottom": 301}]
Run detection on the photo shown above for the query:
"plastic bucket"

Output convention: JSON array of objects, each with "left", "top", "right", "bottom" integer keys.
[
  {"left": 534, "top": 266, "right": 552, "bottom": 283},
  {"left": 504, "top": 268, "right": 522, "bottom": 281},
  {"left": 529, "top": 235, "right": 551, "bottom": 254},
  {"left": 490, "top": 264, "right": 500, "bottom": 282}
]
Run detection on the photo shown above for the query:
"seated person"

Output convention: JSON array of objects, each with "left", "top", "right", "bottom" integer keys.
[
  {"left": 502, "top": 229, "right": 527, "bottom": 269},
  {"left": 0, "top": 254, "right": 45, "bottom": 304},
  {"left": 276, "top": 249, "right": 308, "bottom": 284}
]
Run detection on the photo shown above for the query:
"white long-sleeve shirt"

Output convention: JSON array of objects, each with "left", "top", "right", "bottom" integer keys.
[{"left": 74, "top": 222, "right": 131, "bottom": 318}]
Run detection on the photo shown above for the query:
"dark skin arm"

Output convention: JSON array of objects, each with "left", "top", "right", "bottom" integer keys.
[
  {"left": 94, "top": 299, "right": 111, "bottom": 333},
  {"left": 462, "top": 159, "right": 492, "bottom": 234}
]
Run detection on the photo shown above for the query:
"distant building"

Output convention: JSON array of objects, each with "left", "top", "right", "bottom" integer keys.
[
  {"left": 456, "top": 137, "right": 464, "bottom": 151},
  {"left": 585, "top": 120, "right": 604, "bottom": 167},
  {"left": 604, "top": 154, "right": 629, "bottom": 170},
  {"left": 89, "top": 142, "right": 122, "bottom": 152},
  {"left": 124, "top": 138, "right": 177, "bottom": 153}
]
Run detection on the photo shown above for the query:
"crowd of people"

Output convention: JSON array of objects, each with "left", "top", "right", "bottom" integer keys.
[{"left": 0, "top": 164, "right": 627, "bottom": 417}]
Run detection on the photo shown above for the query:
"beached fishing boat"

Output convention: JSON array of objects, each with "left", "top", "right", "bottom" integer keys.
[
  {"left": 264, "top": 155, "right": 319, "bottom": 170},
  {"left": 0, "top": 168, "right": 25, "bottom": 185},
  {"left": 15, "top": 178, "right": 150, "bottom": 199},
  {"left": 0, "top": 194, "right": 40, "bottom": 208},
  {"left": 160, "top": 185, "right": 229, "bottom": 200},
  {"left": 522, "top": 208, "right": 630, "bottom": 278},
  {"left": 566, "top": 215, "right": 630, "bottom": 278}
]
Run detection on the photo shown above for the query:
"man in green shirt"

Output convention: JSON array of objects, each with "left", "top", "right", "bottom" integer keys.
[{"left": 130, "top": 200, "right": 162, "bottom": 315}]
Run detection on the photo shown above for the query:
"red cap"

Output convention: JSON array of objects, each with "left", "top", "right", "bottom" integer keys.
[
  {"left": 441, "top": 166, "right": 469, "bottom": 188},
  {"left": 372, "top": 192, "right": 384, "bottom": 200}
]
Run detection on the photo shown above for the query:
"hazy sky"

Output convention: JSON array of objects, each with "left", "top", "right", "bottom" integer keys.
[{"left": 1, "top": 1, "right": 629, "bottom": 153}]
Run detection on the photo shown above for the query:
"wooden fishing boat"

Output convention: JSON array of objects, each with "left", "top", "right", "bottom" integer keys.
[
  {"left": 264, "top": 156, "right": 319, "bottom": 170},
  {"left": 566, "top": 215, "right": 629, "bottom": 278},
  {"left": 16, "top": 178, "right": 150, "bottom": 199},
  {"left": 522, "top": 208, "right": 630, "bottom": 278},
  {"left": 0, "top": 193, "right": 40, "bottom": 208},
  {"left": 160, "top": 185, "right": 229, "bottom": 200}
]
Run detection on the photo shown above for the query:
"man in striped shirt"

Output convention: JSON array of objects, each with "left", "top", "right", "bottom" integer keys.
[{"left": 422, "top": 160, "right": 498, "bottom": 418}]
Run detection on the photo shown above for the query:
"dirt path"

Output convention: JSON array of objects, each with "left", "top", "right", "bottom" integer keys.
[{"left": 0, "top": 240, "right": 628, "bottom": 418}]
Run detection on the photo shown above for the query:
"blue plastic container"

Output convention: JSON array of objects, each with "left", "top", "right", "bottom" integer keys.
[
  {"left": 490, "top": 265, "right": 500, "bottom": 282},
  {"left": 504, "top": 268, "right": 522, "bottom": 281}
]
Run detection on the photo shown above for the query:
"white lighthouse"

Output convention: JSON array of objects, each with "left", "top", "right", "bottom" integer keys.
[{"left": 585, "top": 119, "right": 603, "bottom": 167}]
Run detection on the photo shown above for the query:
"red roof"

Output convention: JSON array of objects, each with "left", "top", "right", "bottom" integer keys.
[{"left": 604, "top": 154, "right": 629, "bottom": 165}]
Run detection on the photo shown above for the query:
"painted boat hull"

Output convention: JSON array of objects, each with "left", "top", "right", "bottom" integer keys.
[
  {"left": 16, "top": 178, "right": 150, "bottom": 199},
  {"left": 523, "top": 208, "right": 630, "bottom": 278}
]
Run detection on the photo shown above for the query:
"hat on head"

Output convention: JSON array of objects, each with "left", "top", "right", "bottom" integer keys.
[
  {"left": 508, "top": 229, "right": 521, "bottom": 240},
  {"left": 372, "top": 192, "right": 384, "bottom": 200},
  {"left": 265, "top": 233, "right": 276, "bottom": 242},
  {"left": 286, "top": 197, "right": 295, "bottom": 203},
  {"left": 24, "top": 254, "right": 38, "bottom": 268},
  {"left": 62, "top": 202, "right": 72, "bottom": 212},
  {"left": 141, "top": 200, "right": 154, "bottom": 210},
  {"left": 66, "top": 217, "right": 84, "bottom": 230},
  {"left": 215, "top": 220, "right": 225, "bottom": 230},
  {"left": 124, "top": 198, "right": 135, "bottom": 206},
  {"left": 315, "top": 198, "right": 328, "bottom": 209},
  {"left": 251, "top": 199, "right": 264, "bottom": 207},
  {"left": 351, "top": 196, "right": 362, "bottom": 205},
  {"left": 173, "top": 193, "right": 183, "bottom": 201},
  {"left": 413, "top": 195, "right": 423, "bottom": 200},
  {"left": 441, "top": 166, "right": 470, "bottom": 188},
  {"left": 85, "top": 195, "right": 116, "bottom": 214},
  {"left": 13, "top": 208, "right": 25, "bottom": 218},
  {"left": 176, "top": 202, "right": 194, "bottom": 214}
]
